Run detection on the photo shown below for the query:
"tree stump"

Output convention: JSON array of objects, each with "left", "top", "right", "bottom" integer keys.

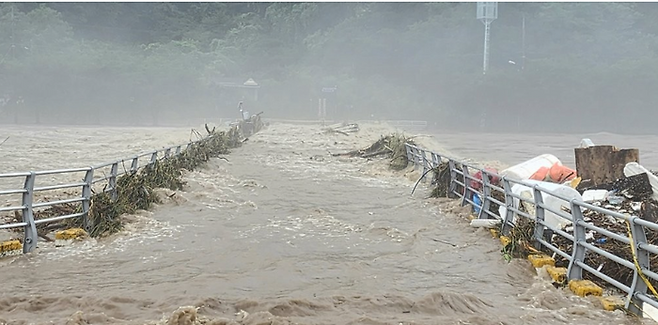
[{"left": 575, "top": 145, "right": 639, "bottom": 190}]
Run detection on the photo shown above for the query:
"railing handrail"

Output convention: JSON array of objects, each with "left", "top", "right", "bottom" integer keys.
[
  {"left": 404, "top": 142, "right": 658, "bottom": 316},
  {"left": 0, "top": 130, "right": 221, "bottom": 247}
]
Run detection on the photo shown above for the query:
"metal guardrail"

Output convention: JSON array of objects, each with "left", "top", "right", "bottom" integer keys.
[
  {"left": 0, "top": 138, "right": 205, "bottom": 253},
  {"left": 405, "top": 143, "right": 658, "bottom": 316}
]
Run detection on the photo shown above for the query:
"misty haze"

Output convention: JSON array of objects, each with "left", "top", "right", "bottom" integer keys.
[
  {"left": 0, "top": 2, "right": 654, "bottom": 133},
  {"left": 1, "top": 2, "right": 658, "bottom": 325}
]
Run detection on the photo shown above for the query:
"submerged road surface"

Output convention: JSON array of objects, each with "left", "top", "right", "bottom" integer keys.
[{"left": 0, "top": 123, "right": 648, "bottom": 324}]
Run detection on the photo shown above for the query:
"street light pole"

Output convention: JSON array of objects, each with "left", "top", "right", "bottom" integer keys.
[{"left": 477, "top": 2, "right": 498, "bottom": 75}]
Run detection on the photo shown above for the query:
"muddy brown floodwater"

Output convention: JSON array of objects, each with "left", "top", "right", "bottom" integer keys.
[{"left": 0, "top": 123, "right": 653, "bottom": 325}]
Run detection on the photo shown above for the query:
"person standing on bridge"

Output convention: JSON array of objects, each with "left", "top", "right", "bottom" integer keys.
[{"left": 238, "top": 101, "right": 250, "bottom": 121}]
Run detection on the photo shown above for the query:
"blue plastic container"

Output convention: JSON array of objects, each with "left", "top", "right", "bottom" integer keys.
[{"left": 473, "top": 193, "right": 482, "bottom": 214}]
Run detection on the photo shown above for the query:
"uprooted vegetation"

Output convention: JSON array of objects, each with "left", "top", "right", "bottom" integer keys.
[
  {"left": 333, "top": 134, "right": 414, "bottom": 170},
  {"left": 430, "top": 161, "right": 457, "bottom": 198}
]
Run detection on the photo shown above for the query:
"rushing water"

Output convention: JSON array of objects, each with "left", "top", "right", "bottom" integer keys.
[{"left": 0, "top": 122, "right": 653, "bottom": 325}]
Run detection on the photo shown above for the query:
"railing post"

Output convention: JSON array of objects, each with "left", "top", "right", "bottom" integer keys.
[
  {"left": 405, "top": 144, "right": 412, "bottom": 165},
  {"left": 411, "top": 147, "right": 419, "bottom": 171},
  {"left": 420, "top": 150, "right": 429, "bottom": 183},
  {"left": 109, "top": 162, "right": 118, "bottom": 201},
  {"left": 501, "top": 178, "right": 515, "bottom": 235},
  {"left": 533, "top": 185, "right": 546, "bottom": 250},
  {"left": 82, "top": 167, "right": 94, "bottom": 232},
  {"left": 430, "top": 152, "right": 438, "bottom": 168},
  {"left": 164, "top": 148, "right": 171, "bottom": 159},
  {"left": 150, "top": 152, "right": 158, "bottom": 165},
  {"left": 448, "top": 159, "right": 458, "bottom": 199},
  {"left": 175, "top": 145, "right": 182, "bottom": 155},
  {"left": 478, "top": 169, "right": 492, "bottom": 219},
  {"left": 627, "top": 217, "right": 649, "bottom": 315},
  {"left": 130, "top": 156, "right": 139, "bottom": 172},
  {"left": 22, "top": 172, "right": 37, "bottom": 253},
  {"left": 430, "top": 153, "right": 441, "bottom": 186},
  {"left": 567, "top": 199, "right": 587, "bottom": 281},
  {"left": 461, "top": 165, "right": 470, "bottom": 207}
]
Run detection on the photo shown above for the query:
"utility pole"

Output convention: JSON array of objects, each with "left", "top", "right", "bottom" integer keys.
[
  {"left": 521, "top": 14, "right": 526, "bottom": 70},
  {"left": 477, "top": 2, "right": 498, "bottom": 75},
  {"left": 10, "top": 6, "right": 14, "bottom": 61}
]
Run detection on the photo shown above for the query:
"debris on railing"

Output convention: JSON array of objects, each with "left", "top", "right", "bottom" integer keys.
[
  {"left": 551, "top": 201, "right": 658, "bottom": 290},
  {"left": 501, "top": 144, "right": 658, "bottom": 292},
  {"left": 9, "top": 205, "right": 78, "bottom": 242},
  {"left": 1, "top": 114, "right": 266, "bottom": 242},
  {"left": 323, "top": 122, "right": 360, "bottom": 136},
  {"left": 549, "top": 160, "right": 658, "bottom": 289},
  {"left": 332, "top": 134, "right": 413, "bottom": 170},
  {"left": 407, "top": 137, "right": 658, "bottom": 315},
  {"left": 624, "top": 162, "right": 658, "bottom": 201},
  {"left": 430, "top": 162, "right": 453, "bottom": 198},
  {"left": 502, "top": 216, "right": 537, "bottom": 262},
  {"left": 85, "top": 118, "right": 263, "bottom": 237}
]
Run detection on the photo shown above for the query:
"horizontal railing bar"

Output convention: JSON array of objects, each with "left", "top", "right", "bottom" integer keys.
[
  {"left": 464, "top": 173, "right": 480, "bottom": 182},
  {"left": 505, "top": 191, "right": 534, "bottom": 204},
  {"left": 574, "top": 201, "right": 634, "bottom": 222},
  {"left": 536, "top": 237, "right": 571, "bottom": 260},
  {"left": 551, "top": 227, "right": 575, "bottom": 242},
  {"left": 34, "top": 167, "right": 91, "bottom": 176},
  {"left": 636, "top": 293, "right": 658, "bottom": 309},
  {"left": 34, "top": 212, "right": 85, "bottom": 225},
  {"left": 0, "top": 172, "right": 31, "bottom": 178},
  {"left": 34, "top": 182, "right": 86, "bottom": 192},
  {"left": 0, "top": 189, "right": 27, "bottom": 195},
  {"left": 532, "top": 185, "right": 579, "bottom": 203},
  {"left": 1, "top": 139, "right": 200, "bottom": 184},
  {"left": 488, "top": 184, "right": 505, "bottom": 193},
  {"left": 480, "top": 208, "right": 501, "bottom": 219},
  {"left": 487, "top": 197, "right": 505, "bottom": 207},
  {"left": 578, "top": 221, "right": 630, "bottom": 244},
  {"left": 576, "top": 260, "right": 631, "bottom": 294},
  {"left": 638, "top": 242, "right": 658, "bottom": 256},
  {"left": 32, "top": 197, "right": 85, "bottom": 209},
  {"left": 0, "top": 205, "right": 25, "bottom": 213},
  {"left": 642, "top": 268, "right": 658, "bottom": 283},
  {"left": 580, "top": 241, "right": 635, "bottom": 270},
  {"left": 91, "top": 178, "right": 109, "bottom": 184},
  {"left": 0, "top": 221, "right": 27, "bottom": 229},
  {"left": 634, "top": 218, "right": 658, "bottom": 232},
  {"left": 506, "top": 206, "right": 533, "bottom": 221}
]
